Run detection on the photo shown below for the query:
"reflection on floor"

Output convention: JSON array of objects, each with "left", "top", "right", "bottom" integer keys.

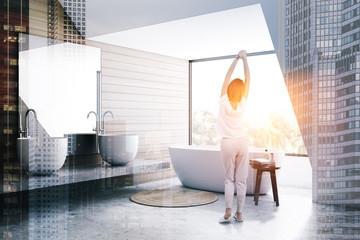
[
  {"left": 1, "top": 155, "right": 170, "bottom": 193},
  {"left": 0, "top": 170, "right": 359, "bottom": 240}
]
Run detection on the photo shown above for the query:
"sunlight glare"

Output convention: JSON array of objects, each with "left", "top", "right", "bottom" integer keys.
[{"left": 244, "top": 54, "right": 297, "bottom": 130}]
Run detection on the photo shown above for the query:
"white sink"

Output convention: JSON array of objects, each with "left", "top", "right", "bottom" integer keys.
[
  {"left": 99, "top": 134, "right": 138, "bottom": 166},
  {"left": 17, "top": 137, "right": 68, "bottom": 175}
]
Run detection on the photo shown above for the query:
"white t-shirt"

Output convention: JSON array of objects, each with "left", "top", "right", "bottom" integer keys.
[{"left": 217, "top": 94, "right": 247, "bottom": 138}]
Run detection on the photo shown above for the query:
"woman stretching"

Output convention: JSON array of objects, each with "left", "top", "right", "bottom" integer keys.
[{"left": 217, "top": 50, "right": 250, "bottom": 223}]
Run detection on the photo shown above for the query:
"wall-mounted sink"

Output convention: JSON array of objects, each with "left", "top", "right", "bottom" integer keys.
[
  {"left": 17, "top": 137, "right": 68, "bottom": 175},
  {"left": 99, "top": 134, "right": 138, "bottom": 166}
]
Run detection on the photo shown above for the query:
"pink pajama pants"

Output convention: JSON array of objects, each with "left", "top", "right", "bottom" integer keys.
[{"left": 220, "top": 137, "right": 249, "bottom": 213}]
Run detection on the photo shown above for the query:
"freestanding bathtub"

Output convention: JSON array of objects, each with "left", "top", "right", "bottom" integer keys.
[{"left": 169, "top": 145, "right": 284, "bottom": 195}]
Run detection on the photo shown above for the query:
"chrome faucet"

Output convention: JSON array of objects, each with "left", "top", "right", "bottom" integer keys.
[
  {"left": 87, "top": 110, "right": 99, "bottom": 153},
  {"left": 101, "top": 111, "right": 114, "bottom": 134},
  {"left": 87, "top": 111, "right": 98, "bottom": 132},
  {"left": 25, "top": 109, "right": 37, "bottom": 138}
]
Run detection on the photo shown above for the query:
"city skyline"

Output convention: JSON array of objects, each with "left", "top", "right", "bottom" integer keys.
[{"left": 284, "top": 0, "right": 360, "bottom": 205}]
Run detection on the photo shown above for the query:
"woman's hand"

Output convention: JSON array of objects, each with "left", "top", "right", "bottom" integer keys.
[
  {"left": 237, "top": 50, "right": 247, "bottom": 59},
  {"left": 221, "top": 50, "right": 248, "bottom": 97}
]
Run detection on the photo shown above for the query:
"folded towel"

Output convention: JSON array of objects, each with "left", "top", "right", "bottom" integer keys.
[{"left": 250, "top": 158, "right": 270, "bottom": 166}]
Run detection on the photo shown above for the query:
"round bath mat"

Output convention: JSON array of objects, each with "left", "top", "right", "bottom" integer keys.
[{"left": 130, "top": 188, "right": 218, "bottom": 207}]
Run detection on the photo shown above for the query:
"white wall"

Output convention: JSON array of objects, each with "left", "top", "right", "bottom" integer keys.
[
  {"left": 278, "top": 156, "right": 312, "bottom": 189},
  {"left": 87, "top": 40, "right": 189, "bottom": 161}
]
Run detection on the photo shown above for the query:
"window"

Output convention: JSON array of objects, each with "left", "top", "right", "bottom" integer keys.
[{"left": 191, "top": 53, "right": 305, "bottom": 154}]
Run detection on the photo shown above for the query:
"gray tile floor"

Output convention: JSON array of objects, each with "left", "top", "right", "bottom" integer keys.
[{"left": 1, "top": 175, "right": 360, "bottom": 240}]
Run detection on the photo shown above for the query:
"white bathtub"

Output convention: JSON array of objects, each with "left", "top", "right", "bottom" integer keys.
[{"left": 169, "top": 145, "right": 284, "bottom": 195}]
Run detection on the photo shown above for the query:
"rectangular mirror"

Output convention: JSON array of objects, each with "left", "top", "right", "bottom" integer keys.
[{"left": 18, "top": 34, "right": 101, "bottom": 137}]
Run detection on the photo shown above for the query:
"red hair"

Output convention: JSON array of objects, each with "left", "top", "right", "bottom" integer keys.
[{"left": 227, "top": 78, "right": 245, "bottom": 102}]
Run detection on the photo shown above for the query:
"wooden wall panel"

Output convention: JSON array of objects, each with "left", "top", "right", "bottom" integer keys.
[{"left": 87, "top": 40, "right": 189, "bottom": 162}]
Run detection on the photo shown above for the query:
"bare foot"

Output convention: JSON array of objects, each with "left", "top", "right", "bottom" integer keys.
[
  {"left": 234, "top": 212, "right": 243, "bottom": 221},
  {"left": 224, "top": 208, "right": 232, "bottom": 219}
]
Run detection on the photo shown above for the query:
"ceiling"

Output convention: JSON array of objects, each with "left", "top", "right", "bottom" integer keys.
[
  {"left": 86, "top": 0, "right": 280, "bottom": 60},
  {"left": 90, "top": 4, "right": 274, "bottom": 60}
]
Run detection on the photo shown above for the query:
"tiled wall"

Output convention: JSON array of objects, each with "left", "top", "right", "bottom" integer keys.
[{"left": 87, "top": 40, "right": 189, "bottom": 161}]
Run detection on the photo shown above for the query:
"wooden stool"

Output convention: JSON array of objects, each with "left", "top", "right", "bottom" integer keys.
[{"left": 250, "top": 160, "right": 280, "bottom": 206}]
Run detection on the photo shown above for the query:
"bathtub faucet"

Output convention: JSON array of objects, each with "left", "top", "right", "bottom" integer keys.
[
  {"left": 25, "top": 109, "right": 37, "bottom": 138},
  {"left": 101, "top": 111, "right": 114, "bottom": 134}
]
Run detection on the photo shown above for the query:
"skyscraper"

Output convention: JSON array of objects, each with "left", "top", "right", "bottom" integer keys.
[
  {"left": 48, "top": 0, "right": 86, "bottom": 45},
  {"left": 284, "top": 0, "right": 360, "bottom": 204}
]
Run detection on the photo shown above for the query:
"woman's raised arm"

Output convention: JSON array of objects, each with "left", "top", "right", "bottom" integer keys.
[
  {"left": 241, "top": 51, "right": 250, "bottom": 99},
  {"left": 220, "top": 50, "right": 249, "bottom": 98},
  {"left": 220, "top": 52, "right": 240, "bottom": 97}
]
